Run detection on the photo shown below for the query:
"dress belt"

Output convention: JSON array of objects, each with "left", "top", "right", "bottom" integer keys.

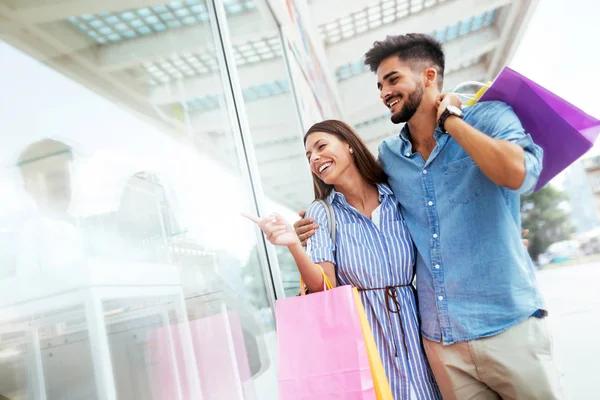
[{"left": 358, "top": 284, "right": 412, "bottom": 359}]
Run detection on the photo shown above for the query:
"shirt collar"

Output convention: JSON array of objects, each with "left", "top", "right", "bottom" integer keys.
[
  {"left": 399, "top": 124, "right": 411, "bottom": 143},
  {"left": 398, "top": 123, "right": 446, "bottom": 143},
  {"left": 377, "top": 183, "right": 393, "bottom": 201},
  {"left": 328, "top": 183, "right": 393, "bottom": 204},
  {"left": 326, "top": 189, "right": 336, "bottom": 204}
]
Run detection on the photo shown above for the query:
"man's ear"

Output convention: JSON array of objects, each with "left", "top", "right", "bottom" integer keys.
[{"left": 423, "top": 68, "right": 438, "bottom": 88}]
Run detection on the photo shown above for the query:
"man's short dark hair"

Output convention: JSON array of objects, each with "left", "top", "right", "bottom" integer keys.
[
  {"left": 364, "top": 33, "right": 445, "bottom": 88},
  {"left": 17, "top": 138, "right": 72, "bottom": 168}
]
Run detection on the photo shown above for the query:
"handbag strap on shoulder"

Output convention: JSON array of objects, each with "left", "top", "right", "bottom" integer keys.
[{"left": 315, "top": 198, "right": 336, "bottom": 243}]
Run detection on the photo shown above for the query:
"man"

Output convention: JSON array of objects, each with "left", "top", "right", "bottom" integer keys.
[
  {"left": 15, "top": 138, "right": 84, "bottom": 277},
  {"left": 295, "top": 34, "right": 562, "bottom": 399}
]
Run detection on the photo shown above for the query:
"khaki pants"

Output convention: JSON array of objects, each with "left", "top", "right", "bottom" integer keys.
[{"left": 423, "top": 317, "right": 563, "bottom": 400}]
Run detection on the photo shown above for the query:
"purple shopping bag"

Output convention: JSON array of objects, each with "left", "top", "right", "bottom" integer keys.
[
  {"left": 479, "top": 66, "right": 600, "bottom": 191},
  {"left": 277, "top": 285, "right": 375, "bottom": 400}
]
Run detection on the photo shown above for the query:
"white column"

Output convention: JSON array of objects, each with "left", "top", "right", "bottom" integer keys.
[
  {"left": 174, "top": 293, "right": 204, "bottom": 399},
  {"left": 84, "top": 289, "right": 117, "bottom": 400},
  {"left": 27, "top": 329, "right": 48, "bottom": 400},
  {"left": 220, "top": 304, "right": 245, "bottom": 400}
]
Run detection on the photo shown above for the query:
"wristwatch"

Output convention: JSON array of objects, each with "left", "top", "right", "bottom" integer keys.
[{"left": 438, "top": 105, "right": 464, "bottom": 133}]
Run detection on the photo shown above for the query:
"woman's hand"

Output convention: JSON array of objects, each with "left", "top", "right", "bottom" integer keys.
[{"left": 243, "top": 212, "right": 300, "bottom": 248}]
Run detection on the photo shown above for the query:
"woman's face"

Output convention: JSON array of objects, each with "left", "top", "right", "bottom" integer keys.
[{"left": 305, "top": 131, "right": 353, "bottom": 185}]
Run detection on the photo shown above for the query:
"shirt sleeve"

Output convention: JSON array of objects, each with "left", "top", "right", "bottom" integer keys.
[
  {"left": 305, "top": 201, "right": 336, "bottom": 265},
  {"left": 377, "top": 145, "right": 385, "bottom": 168},
  {"left": 377, "top": 141, "right": 392, "bottom": 178},
  {"left": 484, "top": 101, "right": 544, "bottom": 195}
]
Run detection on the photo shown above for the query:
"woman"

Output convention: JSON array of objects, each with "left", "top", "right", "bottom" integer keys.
[{"left": 246, "top": 120, "right": 441, "bottom": 399}]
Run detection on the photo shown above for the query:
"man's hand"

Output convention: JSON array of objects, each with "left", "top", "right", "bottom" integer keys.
[
  {"left": 436, "top": 97, "right": 529, "bottom": 190},
  {"left": 293, "top": 210, "right": 319, "bottom": 247},
  {"left": 522, "top": 229, "right": 530, "bottom": 248},
  {"left": 436, "top": 92, "right": 462, "bottom": 121}
]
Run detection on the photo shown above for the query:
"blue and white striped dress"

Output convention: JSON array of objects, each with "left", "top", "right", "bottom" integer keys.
[{"left": 306, "top": 183, "right": 441, "bottom": 400}]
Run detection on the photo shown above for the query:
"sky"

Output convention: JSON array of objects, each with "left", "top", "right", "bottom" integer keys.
[{"left": 509, "top": 0, "right": 599, "bottom": 161}]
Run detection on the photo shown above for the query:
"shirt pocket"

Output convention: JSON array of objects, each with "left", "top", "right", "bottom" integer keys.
[{"left": 443, "top": 156, "right": 484, "bottom": 204}]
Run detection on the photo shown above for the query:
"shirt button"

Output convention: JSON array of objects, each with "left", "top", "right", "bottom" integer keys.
[
  {"left": 405, "top": 152, "right": 410, "bottom": 157},
  {"left": 428, "top": 201, "right": 433, "bottom": 206},
  {"left": 435, "top": 264, "right": 440, "bottom": 269},
  {"left": 438, "top": 296, "right": 444, "bottom": 301},
  {"left": 433, "top": 233, "right": 438, "bottom": 238},
  {"left": 423, "top": 169, "right": 428, "bottom": 174}
]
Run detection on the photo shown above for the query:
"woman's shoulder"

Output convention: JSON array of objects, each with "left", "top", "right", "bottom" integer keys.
[
  {"left": 378, "top": 182, "right": 393, "bottom": 193},
  {"left": 306, "top": 199, "right": 331, "bottom": 221}
]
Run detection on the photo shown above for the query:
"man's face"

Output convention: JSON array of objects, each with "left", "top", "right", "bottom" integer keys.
[
  {"left": 376, "top": 56, "right": 425, "bottom": 124},
  {"left": 21, "top": 154, "right": 72, "bottom": 214}
]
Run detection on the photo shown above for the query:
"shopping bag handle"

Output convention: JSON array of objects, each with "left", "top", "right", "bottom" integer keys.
[
  {"left": 451, "top": 80, "right": 489, "bottom": 92},
  {"left": 299, "top": 264, "right": 333, "bottom": 296},
  {"left": 451, "top": 80, "right": 492, "bottom": 106}
]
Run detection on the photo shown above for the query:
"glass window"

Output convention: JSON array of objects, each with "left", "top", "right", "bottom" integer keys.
[
  {"left": 0, "top": 0, "right": 277, "bottom": 397},
  {"left": 218, "top": 0, "right": 317, "bottom": 297}
]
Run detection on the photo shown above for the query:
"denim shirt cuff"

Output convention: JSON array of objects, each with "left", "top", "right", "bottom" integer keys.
[{"left": 514, "top": 135, "right": 543, "bottom": 195}]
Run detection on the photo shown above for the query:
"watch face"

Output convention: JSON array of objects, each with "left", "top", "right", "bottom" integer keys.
[{"left": 448, "top": 105, "right": 463, "bottom": 116}]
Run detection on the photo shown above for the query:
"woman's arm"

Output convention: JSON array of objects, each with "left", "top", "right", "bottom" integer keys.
[
  {"left": 243, "top": 212, "right": 336, "bottom": 292},
  {"left": 288, "top": 241, "right": 336, "bottom": 292}
]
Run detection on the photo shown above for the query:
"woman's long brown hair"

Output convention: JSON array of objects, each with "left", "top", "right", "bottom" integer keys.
[{"left": 304, "top": 120, "right": 388, "bottom": 200}]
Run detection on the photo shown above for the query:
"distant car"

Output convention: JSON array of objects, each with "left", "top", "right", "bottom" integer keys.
[
  {"left": 577, "top": 227, "right": 600, "bottom": 255},
  {"left": 540, "top": 240, "right": 582, "bottom": 266}
]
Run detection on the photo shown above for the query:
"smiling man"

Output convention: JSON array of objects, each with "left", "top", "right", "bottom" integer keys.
[{"left": 295, "top": 34, "right": 562, "bottom": 399}]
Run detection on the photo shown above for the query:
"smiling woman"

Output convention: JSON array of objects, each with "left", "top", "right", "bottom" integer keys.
[
  {"left": 247, "top": 118, "right": 443, "bottom": 399},
  {"left": 303, "top": 120, "right": 387, "bottom": 200}
]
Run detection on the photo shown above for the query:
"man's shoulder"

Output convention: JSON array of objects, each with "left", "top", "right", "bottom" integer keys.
[
  {"left": 381, "top": 133, "right": 402, "bottom": 146},
  {"left": 464, "top": 100, "right": 512, "bottom": 119},
  {"left": 379, "top": 133, "right": 403, "bottom": 155}
]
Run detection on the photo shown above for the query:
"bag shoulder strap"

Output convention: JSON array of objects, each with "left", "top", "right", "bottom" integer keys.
[{"left": 315, "top": 198, "right": 336, "bottom": 243}]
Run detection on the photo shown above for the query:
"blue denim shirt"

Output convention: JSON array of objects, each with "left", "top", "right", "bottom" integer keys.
[{"left": 378, "top": 101, "right": 545, "bottom": 344}]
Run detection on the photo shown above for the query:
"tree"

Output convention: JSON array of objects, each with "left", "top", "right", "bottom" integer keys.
[{"left": 521, "top": 185, "right": 574, "bottom": 261}]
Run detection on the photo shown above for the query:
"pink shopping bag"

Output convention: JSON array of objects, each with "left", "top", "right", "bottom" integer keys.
[
  {"left": 148, "top": 311, "right": 257, "bottom": 400},
  {"left": 478, "top": 66, "right": 600, "bottom": 191},
  {"left": 277, "top": 284, "right": 375, "bottom": 400}
]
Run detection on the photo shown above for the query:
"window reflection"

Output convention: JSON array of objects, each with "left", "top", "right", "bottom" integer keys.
[
  {"left": 12, "top": 139, "right": 84, "bottom": 279},
  {"left": 220, "top": 0, "right": 315, "bottom": 298},
  {"left": 0, "top": 0, "right": 280, "bottom": 396}
]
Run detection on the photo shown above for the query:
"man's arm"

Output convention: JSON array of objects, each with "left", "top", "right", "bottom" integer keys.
[
  {"left": 444, "top": 117, "right": 526, "bottom": 189},
  {"left": 295, "top": 208, "right": 529, "bottom": 248},
  {"left": 437, "top": 94, "right": 542, "bottom": 193}
]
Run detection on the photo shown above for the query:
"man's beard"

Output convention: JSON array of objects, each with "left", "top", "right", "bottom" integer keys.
[{"left": 390, "top": 84, "right": 424, "bottom": 124}]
